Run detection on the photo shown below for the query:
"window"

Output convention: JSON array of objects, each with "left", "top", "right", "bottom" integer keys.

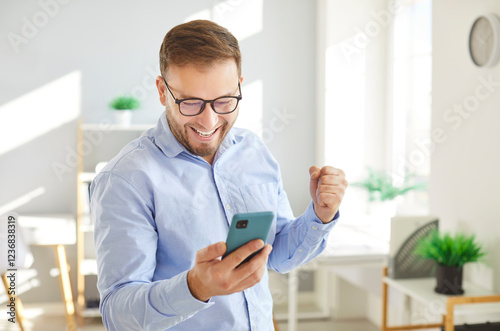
[
  {"left": 388, "top": 0, "right": 432, "bottom": 214},
  {"left": 319, "top": 0, "right": 432, "bottom": 227}
]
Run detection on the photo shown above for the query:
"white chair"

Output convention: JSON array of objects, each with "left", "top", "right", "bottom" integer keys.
[
  {"left": 388, "top": 215, "right": 439, "bottom": 279},
  {"left": 1, "top": 213, "right": 34, "bottom": 331}
]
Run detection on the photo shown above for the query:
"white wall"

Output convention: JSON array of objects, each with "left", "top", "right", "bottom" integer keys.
[
  {"left": 0, "top": 0, "right": 318, "bottom": 303},
  {"left": 431, "top": 0, "right": 500, "bottom": 292}
]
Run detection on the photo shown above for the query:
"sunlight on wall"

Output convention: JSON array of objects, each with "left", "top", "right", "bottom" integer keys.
[
  {"left": 0, "top": 187, "right": 45, "bottom": 216},
  {"left": 212, "top": 0, "right": 263, "bottom": 41},
  {"left": 324, "top": 35, "right": 367, "bottom": 218},
  {"left": 184, "top": 0, "right": 263, "bottom": 42},
  {"left": 0, "top": 71, "right": 81, "bottom": 156},
  {"left": 324, "top": 36, "right": 366, "bottom": 174},
  {"left": 184, "top": 9, "right": 211, "bottom": 22},
  {"left": 235, "top": 79, "right": 263, "bottom": 137}
]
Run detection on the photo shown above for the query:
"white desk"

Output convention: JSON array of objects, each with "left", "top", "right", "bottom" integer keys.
[
  {"left": 285, "top": 221, "right": 390, "bottom": 331},
  {"left": 6, "top": 214, "right": 77, "bottom": 331},
  {"left": 382, "top": 267, "right": 500, "bottom": 331},
  {"left": 19, "top": 214, "right": 76, "bottom": 245}
]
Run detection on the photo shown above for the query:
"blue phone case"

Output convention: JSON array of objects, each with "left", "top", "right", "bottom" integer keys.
[{"left": 223, "top": 211, "right": 274, "bottom": 261}]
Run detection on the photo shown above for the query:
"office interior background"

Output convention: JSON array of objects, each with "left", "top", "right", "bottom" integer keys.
[{"left": 1, "top": 0, "right": 500, "bottom": 330}]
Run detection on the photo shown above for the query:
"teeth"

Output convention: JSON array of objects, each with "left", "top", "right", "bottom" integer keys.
[{"left": 194, "top": 128, "right": 216, "bottom": 137}]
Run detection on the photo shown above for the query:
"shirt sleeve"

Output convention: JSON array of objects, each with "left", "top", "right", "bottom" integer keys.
[
  {"left": 267, "top": 175, "right": 339, "bottom": 274},
  {"left": 91, "top": 171, "right": 213, "bottom": 331}
]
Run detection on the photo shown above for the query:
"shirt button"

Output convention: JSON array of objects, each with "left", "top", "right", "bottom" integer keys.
[
  {"left": 298, "top": 249, "right": 303, "bottom": 253},
  {"left": 312, "top": 225, "right": 318, "bottom": 230},
  {"left": 226, "top": 204, "right": 230, "bottom": 210}
]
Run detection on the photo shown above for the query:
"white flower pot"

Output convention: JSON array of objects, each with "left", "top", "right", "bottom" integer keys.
[{"left": 114, "top": 110, "right": 132, "bottom": 126}]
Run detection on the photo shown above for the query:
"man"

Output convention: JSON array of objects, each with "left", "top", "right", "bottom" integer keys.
[{"left": 91, "top": 20, "right": 347, "bottom": 331}]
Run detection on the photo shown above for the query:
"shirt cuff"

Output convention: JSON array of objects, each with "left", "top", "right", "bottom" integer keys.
[
  {"left": 150, "top": 269, "right": 214, "bottom": 317},
  {"left": 306, "top": 201, "right": 339, "bottom": 231}
]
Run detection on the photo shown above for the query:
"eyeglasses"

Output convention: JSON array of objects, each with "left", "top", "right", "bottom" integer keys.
[{"left": 162, "top": 77, "right": 242, "bottom": 116}]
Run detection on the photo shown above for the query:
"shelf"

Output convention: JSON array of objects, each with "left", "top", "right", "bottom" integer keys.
[
  {"left": 79, "top": 214, "right": 93, "bottom": 231},
  {"left": 77, "top": 120, "right": 155, "bottom": 325},
  {"left": 79, "top": 222, "right": 94, "bottom": 233},
  {"left": 81, "top": 123, "right": 154, "bottom": 132},
  {"left": 79, "top": 172, "right": 97, "bottom": 182},
  {"left": 80, "top": 259, "right": 98, "bottom": 276},
  {"left": 81, "top": 307, "right": 101, "bottom": 318}
]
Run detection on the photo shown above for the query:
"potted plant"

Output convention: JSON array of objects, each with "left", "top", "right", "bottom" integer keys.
[
  {"left": 414, "top": 230, "right": 486, "bottom": 295},
  {"left": 109, "top": 95, "right": 140, "bottom": 126},
  {"left": 352, "top": 167, "right": 426, "bottom": 217},
  {"left": 353, "top": 167, "right": 426, "bottom": 202}
]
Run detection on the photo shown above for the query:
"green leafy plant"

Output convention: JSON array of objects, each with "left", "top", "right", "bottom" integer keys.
[
  {"left": 414, "top": 230, "right": 486, "bottom": 267},
  {"left": 109, "top": 95, "right": 140, "bottom": 110},
  {"left": 352, "top": 167, "right": 426, "bottom": 202}
]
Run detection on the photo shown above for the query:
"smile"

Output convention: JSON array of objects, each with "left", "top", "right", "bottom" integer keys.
[{"left": 193, "top": 127, "right": 218, "bottom": 137}]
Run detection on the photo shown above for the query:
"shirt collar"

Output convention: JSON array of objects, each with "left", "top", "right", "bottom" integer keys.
[
  {"left": 152, "top": 111, "right": 185, "bottom": 158},
  {"left": 153, "top": 111, "right": 242, "bottom": 159}
]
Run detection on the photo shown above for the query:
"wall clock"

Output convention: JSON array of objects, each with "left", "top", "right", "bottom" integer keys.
[{"left": 469, "top": 14, "right": 500, "bottom": 68}]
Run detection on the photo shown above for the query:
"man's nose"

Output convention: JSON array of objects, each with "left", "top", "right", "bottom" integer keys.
[{"left": 198, "top": 102, "right": 219, "bottom": 128}]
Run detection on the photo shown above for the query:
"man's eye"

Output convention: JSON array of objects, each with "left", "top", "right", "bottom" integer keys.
[{"left": 183, "top": 101, "right": 203, "bottom": 107}]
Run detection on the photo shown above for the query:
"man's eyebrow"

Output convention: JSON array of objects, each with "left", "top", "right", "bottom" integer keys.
[{"left": 176, "top": 92, "right": 197, "bottom": 99}]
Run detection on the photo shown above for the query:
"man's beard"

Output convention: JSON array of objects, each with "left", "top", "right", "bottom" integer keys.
[{"left": 165, "top": 105, "right": 235, "bottom": 158}]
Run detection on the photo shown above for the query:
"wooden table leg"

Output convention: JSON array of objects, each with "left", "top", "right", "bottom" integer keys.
[
  {"left": 381, "top": 266, "right": 388, "bottom": 331},
  {"left": 443, "top": 314, "right": 450, "bottom": 331},
  {"left": 2, "top": 272, "right": 25, "bottom": 331},
  {"left": 273, "top": 313, "right": 280, "bottom": 331},
  {"left": 53, "top": 245, "right": 77, "bottom": 331}
]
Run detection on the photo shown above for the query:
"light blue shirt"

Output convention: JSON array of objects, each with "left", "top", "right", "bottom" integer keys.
[{"left": 91, "top": 112, "right": 339, "bottom": 331}]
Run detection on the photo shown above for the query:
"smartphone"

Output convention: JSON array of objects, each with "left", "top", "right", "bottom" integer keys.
[{"left": 222, "top": 211, "right": 274, "bottom": 263}]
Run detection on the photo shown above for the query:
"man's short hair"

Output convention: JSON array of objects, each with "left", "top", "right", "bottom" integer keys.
[{"left": 159, "top": 20, "right": 241, "bottom": 78}]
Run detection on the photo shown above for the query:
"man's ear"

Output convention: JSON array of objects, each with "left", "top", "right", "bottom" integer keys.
[
  {"left": 156, "top": 76, "right": 167, "bottom": 106},
  {"left": 240, "top": 76, "right": 244, "bottom": 85}
]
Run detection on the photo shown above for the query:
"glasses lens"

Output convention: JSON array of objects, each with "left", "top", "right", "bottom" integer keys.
[
  {"left": 180, "top": 100, "right": 204, "bottom": 115},
  {"left": 213, "top": 97, "right": 239, "bottom": 114}
]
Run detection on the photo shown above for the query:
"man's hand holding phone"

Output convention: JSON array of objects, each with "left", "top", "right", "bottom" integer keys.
[{"left": 187, "top": 240, "right": 272, "bottom": 302}]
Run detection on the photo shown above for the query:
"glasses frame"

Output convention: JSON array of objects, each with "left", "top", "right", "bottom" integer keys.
[{"left": 162, "top": 76, "right": 242, "bottom": 117}]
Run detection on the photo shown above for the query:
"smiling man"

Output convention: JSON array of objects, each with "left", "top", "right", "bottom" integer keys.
[{"left": 91, "top": 20, "right": 347, "bottom": 331}]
